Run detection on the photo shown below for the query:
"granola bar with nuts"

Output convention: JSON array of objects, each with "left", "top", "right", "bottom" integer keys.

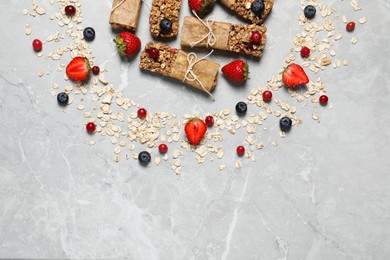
[
  {"left": 220, "top": 0, "right": 274, "bottom": 25},
  {"left": 149, "top": 0, "right": 182, "bottom": 38},
  {"left": 181, "top": 16, "right": 267, "bottom": 58},
  {"left": 140, "top": 42, "right": 220, "bottom": 93}
]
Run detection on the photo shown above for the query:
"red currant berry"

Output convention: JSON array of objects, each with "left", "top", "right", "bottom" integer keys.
[
  {"left": 346, "top": 22, "right": 355, "bottom": 32},
  {"left": 32, "top": 39, "right": 42, "bottom": 52},
  {"left": 86, "top": 122, "right": 96, "bottom": 133},
  {"left": 262, "top": 90, "right": 272, "bottom": 102},
  {"left": 236, "top": 146, "right": 245, "bottom": 156},
  {"left": 92, "top": 66, "right": 100, "bottom": 75},
  {"left": 147, "top": 47, "right": 159, "bottom": 59},
  {"left": 137, "top": 108, "right": 147, "bottom": 118},
  {"left": 65, "top": 5, "right": 76, "bottom": 16},
  {"left": 205, "top": 115, "right": 214, "bottom": 127},
  {"left": 250, "top": 31, "right": 262, "bottom": 44},
  {"left": 319, "top": 95, "right": 328, "bottom": 105},
  {"left": 300, "top": 46, "right": 310, "bottom": 58},
  {"left": 158, "top": 144, "right": 168, "bottom": 154}
]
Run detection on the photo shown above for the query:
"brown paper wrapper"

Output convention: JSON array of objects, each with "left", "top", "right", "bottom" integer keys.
[
  {"left": 181, "top": 16, "right": 267, "bottom": 58},
  {"left": 180, "top": 16, "right": 231, "bottom": 50},
  {"left": 170, "top": 50, "right": 220, "bottom": 93},
  {"left": 140, "top": 43, "right": 220, "bottom": 93},
  {"left": 109, "top": 0, "right": 142, "bottom": 31}
]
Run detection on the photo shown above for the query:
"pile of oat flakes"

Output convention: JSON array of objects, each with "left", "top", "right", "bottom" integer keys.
[{"left": 24, "top": 0, "right": 366, "bottom": 173}]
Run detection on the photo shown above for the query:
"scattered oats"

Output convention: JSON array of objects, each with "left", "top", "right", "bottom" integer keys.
[
  {"left": 256, "top": 143, "right": 264, "bottom": 150},
  {"left": 128, "top": 144, "right": 135, "bottom": 150},
  {"left": 84, "top": 112, "right": 91, "bottom": 118},
  {"left": 111, "top": 137, "right": 117, "bottom": 144},
  {"left": 23, "top": 9, "right": 29, "bottom": 15},
  {"left": 280, "top": 131, "right": 286, "bottom": 138},
  {"left": 89, "top": 140, "right": 96, "bottom": 146},
  {"left": 359, "top": 17, "right": 367, "bottom": 24},
  {"left": 342, "top": 60, "right": 349, "bottom": 66},
  {"left": 272, "top": 141, "right": 278, "bottom": 147},
  {"left": 101, "top": 94, "right": 113, "bottom": 104},
  {"left": 114, "top": 147, "right": 121, "bottom": 154},
  {"left": 38, "top": 70, "right": 44, "bottom": 77},
  {"left": 114, "top": 155, "right": 120, "bottom": 162},
  {"left": 219, "top": 164, "right": 227, "bottom": 171},
  {"left": 25, "top": 26, "right": 32, "bottom": 35},
  {"left": 312, "top": 113, "right": 320, "bottom": 122},
  {"left": 342, "top": 15, "right": 348, "bottom": 23},
  {"left": 217, "top": 149, "right": 224, "bottom": 159},
  {"left": 172, "top": 149, "right": 181, "bottom": 159},
  {"left": 77, "top": 104, "right": 85, "bottom": 110},
  {"left": 133, "top": 153, "right": 138, "bottom": 159},
  {"left": 236, "top": 159, "right": 242, "bottom": 168},
  {"left": 172, "top": 133, "right": 180, "bottom": 142},
  {"left": 155, "top": 156, "right": 161, "bottom": 165},
  {"left": 246, "top": 135, "right": 254, "bottom": 145},
  {"left": 335, "top": 34, "right": 342, "bottom": 41},
  {"left": 175, "top": 167, "right": 182, "bottom": 175},
  {"left": 351, "top": 37, "right": 357, "bottom": 44},
  {"left": 274, "top": 111, "right": 281, "bottom": 117}
]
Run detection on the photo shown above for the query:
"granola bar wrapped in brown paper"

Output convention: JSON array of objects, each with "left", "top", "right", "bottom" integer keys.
[
  {"left": 109, "top": 0, "right": 142, "bottom": 31},
  {"left": 140, "top": 42, "right": 220, "bottom": 94},
  {"left": 219, "top": 0, "right": 274, "bottom": 25},
  {"left": 181, "top": 16, "right": 267, "bottom": 58}
]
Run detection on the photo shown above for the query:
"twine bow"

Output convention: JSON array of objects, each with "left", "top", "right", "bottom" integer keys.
[
  {"left": 111, "top": 0, "right": 151, "bottom": 13},
  {"left": 183, "top": 50, "right": 215, "bottom": 100},
  {"left": 190, "top": 10, "right": 216, "bottom": 48}
]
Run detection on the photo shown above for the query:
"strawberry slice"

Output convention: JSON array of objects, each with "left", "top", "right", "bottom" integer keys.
[
  {"left": 184, "top": 118, "right": 207, "bottom": 145},
  {"left": 282, "top": 63, "right": 309, "bottom": 87},
  {"left": 66, "top": 57, "right": 91, "bottom": 81}
]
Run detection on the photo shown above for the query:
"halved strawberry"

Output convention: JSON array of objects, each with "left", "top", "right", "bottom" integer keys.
[
  {"left": 221, "top": 60, "right": 249, "bottom": 83},
  {"left": 66, "top": 57, "right": 91, "bottom": 81},
  {"left": 282, "top": 63, "right": 309, "bottom": 87},
  {"left": 184, "top": 118, "right": 207, "bottom": 145},
  {"left": 189, "top": 0, "right": 215, "bottom": 17}
]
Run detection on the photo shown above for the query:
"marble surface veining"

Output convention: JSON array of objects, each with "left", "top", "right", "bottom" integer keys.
[{"left": 1, "top": 0, "right": 390, "bottom": 259}]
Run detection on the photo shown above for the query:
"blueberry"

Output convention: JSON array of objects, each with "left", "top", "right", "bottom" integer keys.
[
  {"left": 235, "top": 101, "right": 247, "bottom": 115},
  {"left": 57, "top": 92, "right": 69, "bottom": 105},
  {"left": 279, "top": 117, "right": 292, "bottom": 132},
  {"left": 304, "top": 5, "right": 316, "bottom": 19},
  {"left": 138, "top": 151, "right": 151, "bottom": 166},
  {"left": 83, "top": 27, "right": 95, "bottom": 41},
  {"left": 160, "top": 18, "right": 172, "bottom": 33},
  {"left": 251, "top": 0, "right": 265, "bottom": 17}
]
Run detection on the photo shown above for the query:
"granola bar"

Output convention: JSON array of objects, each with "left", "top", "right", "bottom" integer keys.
[
  {"left": 109, "top": 0, "right": 142, "bottom": 31},
  {"left": 220, "top": 0, "right": 274, "bottom": 25},
  {"left": 149, "top": 0, "right": 182, "bottom": 38},
  {"left": 181, "top": 16, "right": 267, "bottom": 58},
  {"left": 140, "top": 42, "right": 220, "bottom": 93}
]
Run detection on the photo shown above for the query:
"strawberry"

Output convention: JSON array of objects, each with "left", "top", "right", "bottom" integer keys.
[
  {"left": 189, "top": 0, "right": 215, "bottom": 17},
  {"left": 282, "top": 63, "right": 309, "bottom": 87},
  {"left": 66, "top": 56, "right": 91, "bottom": 81},
  {"left": 221, "top": 60, "right": 249, "bottom": 83},
  {"left": 184, "top": 118, "right": 207, "bottom": 145},
  {"left": 114, "top": 32, "right": 141, "bottom": 58}
]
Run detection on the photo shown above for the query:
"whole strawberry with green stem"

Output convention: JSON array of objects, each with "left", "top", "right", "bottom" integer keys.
[
  {"left": 114, "top": 32, "right": 141, "bottom": 58},
  {"left": 221, "top": 60, "right": 249, "bottom": 83},
  {"left": 189, "top": 0, "right": 215, "bottom": 17}
]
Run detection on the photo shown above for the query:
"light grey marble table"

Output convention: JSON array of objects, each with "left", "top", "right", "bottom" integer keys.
[{"left": 1, "top": 0, "right": 390, "bottom": 259}]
